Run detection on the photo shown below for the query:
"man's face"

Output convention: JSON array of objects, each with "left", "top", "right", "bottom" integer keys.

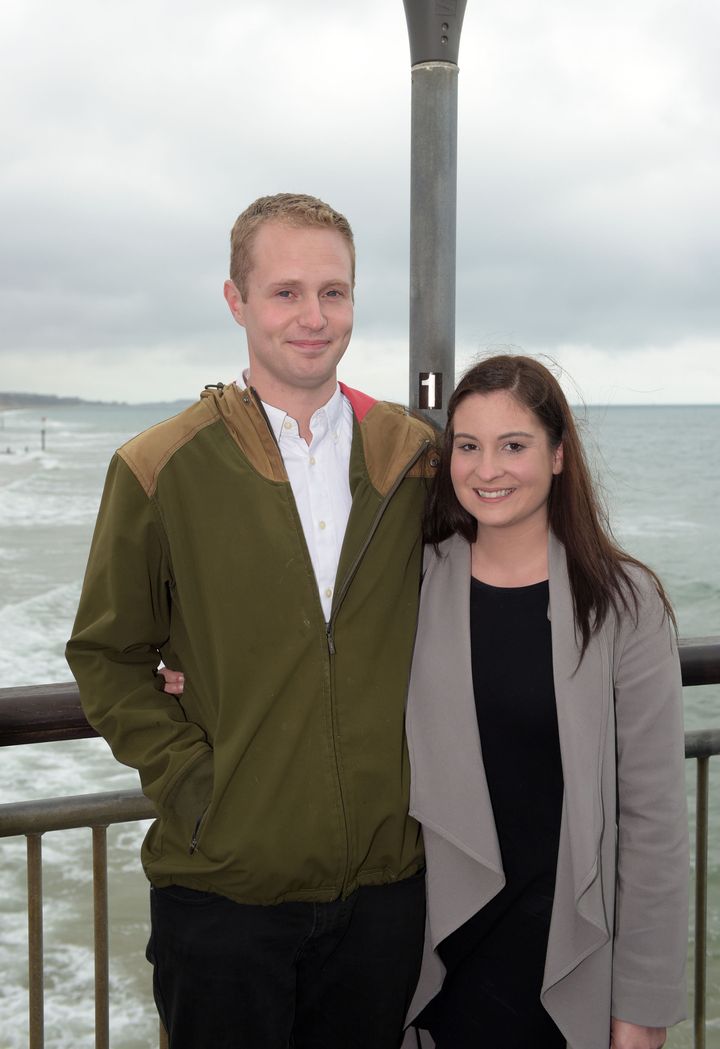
[{"left": 224, "top": 221, "right": 354, "bottom": 400}]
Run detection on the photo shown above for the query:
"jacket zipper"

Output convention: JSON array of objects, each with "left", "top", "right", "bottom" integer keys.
[
  {"left": 325, "top": 437, "right": 430, "bottom": 892},
  {"left": 189, "top": 805, "right": 210, "bottom": 855},
  {"left": 326, "top": 438, "right": 430, "bottom": 654}
]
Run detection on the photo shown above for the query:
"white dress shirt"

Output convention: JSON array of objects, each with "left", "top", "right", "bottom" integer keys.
[{"left": 256, "top": 384, "right": 353, "bottom": 621}]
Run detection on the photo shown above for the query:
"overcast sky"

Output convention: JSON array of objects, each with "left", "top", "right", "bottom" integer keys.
[{"left": 1, "top": 0, "right": 718, "bottom": 405}]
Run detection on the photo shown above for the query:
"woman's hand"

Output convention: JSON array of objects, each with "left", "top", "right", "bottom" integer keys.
[
  {"left": 158, "top": 667, "right": 185, "bottom": 695},
  {"left": 610, "top": 1018, "right": 666, "bottom": 1049}
]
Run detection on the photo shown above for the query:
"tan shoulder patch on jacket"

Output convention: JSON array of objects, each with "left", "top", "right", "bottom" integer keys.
[
  {"left": 361, "top": 401, "right": 439, "bottom": 494},
  {"left": 118, "top": 399, "right": 219, "bottom": 496},
  {"left": 211, "top": 383, "right": 287, "bottom": 483}
]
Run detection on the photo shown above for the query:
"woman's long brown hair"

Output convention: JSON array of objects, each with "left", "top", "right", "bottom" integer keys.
[{"left": 424, "top": 354, "right": 676, "bottom": 655}]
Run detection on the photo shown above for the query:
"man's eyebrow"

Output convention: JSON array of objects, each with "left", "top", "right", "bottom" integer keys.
[{"left": 267, "top": 278, "right": 351, "bottom": 289}]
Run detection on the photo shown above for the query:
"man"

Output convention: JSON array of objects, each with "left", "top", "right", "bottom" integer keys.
[{"left": 66, "top": 193, "right": 437, "bottom": 1048}]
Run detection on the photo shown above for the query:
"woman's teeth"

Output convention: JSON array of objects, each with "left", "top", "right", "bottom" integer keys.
[{"left": 475, "top": 488, "right": 514, "bottom": 499}]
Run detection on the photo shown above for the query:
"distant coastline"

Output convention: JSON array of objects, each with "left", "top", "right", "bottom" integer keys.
[
  {"left": 0, "top": 392, "right": 98, "bottom": 410},
  {"left": 0, "top": 392, "right": 190, "bottom": 410},
  {"left": 1, "top": 391, "right": 716, "bottom": 412}
]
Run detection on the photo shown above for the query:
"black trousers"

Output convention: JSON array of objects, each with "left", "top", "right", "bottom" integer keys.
[{"left": 146, "top": 872, "right": 426, "bottom": 1049}]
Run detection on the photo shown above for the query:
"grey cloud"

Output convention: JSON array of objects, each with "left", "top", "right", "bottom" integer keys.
[{"left": 1, "top": 0, "right": 718, "bottom": 400}]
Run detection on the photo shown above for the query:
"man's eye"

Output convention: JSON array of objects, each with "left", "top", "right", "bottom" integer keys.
[
  {"left": 325, "top": 289, "right": 343, "bottom": 298},
  {"left": 276, "top": 290, "right": 293, "bottom": 298}
]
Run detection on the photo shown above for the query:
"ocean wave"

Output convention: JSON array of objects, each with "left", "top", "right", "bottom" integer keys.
[
  {"left": 0, "top": 449, "right": 62, "bottom": 468},
  {"left": 614, "top": 514, "right": 702, "bottom": 538},
  {"left": 0, "top": 735, "right": 139, "bottom": 803},
  {"left": 0, "top": 582, "right": 81, "bottom": 687},
  {"left": 0, "top": 938, "right": 157, "bottom": 1049},
  {"left": 0, "top": 484, "right": 101, "bottom": 527}
]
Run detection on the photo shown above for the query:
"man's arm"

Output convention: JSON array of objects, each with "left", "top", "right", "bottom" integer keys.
[{"left": 66, "top": 454, "right": 212, "bottom": 816}]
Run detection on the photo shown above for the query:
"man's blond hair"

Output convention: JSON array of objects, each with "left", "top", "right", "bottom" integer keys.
[{"left": 229, "top": 193, "right": 355, "bottom": 300}]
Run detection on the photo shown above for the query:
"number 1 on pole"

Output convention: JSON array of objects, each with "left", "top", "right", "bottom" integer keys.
[{"left": 418, "top": 372, "right": 443, "bottom": 410}]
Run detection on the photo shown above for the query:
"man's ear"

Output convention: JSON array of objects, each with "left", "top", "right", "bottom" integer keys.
[{"left": 224, "top": 279, "right": 246, "bottom": 327}]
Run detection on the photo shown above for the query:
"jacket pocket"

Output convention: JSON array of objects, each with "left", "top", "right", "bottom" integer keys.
[{"left": 161, "top": 749, "right": 214, "bottom": 854}]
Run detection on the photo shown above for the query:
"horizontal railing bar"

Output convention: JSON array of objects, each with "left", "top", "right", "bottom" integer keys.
[
  {"left": 681, "top": 636, "right": 720, "bottom": 687},
  {"left": 686, "top": 728, "right": 720, "bottom": 761},
  {"left": 0, "top": 789, "right": 156, "bottom": 838},
  {"left": 0, "top": 634, "right": 719, "bottom": 748},
  {"left": 2, "top": 724, "right": 719, "bottom": 841},
  {"left": 0, "top": 681, "right": 98, "bottom": 746}
]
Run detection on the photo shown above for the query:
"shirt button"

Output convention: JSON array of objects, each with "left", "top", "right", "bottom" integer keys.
[
  {"left": 319, "top": 521, "right": 326, "bottom": 530},
  {"left": 309, "top": 456, "right": 316, "bottom": 465},
  {"left": 325, "top": 587, "right": 333, "bottom": 599},
  {"left": 283, "top": 419, "right": 293, "bottom": 430}
]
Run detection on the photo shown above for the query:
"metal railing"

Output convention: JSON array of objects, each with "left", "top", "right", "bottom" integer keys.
[
  {"left": 1, "top": 635, "right": 719, "bottom": 1049},
  {"left": 2, "top": 790, "right": 159, "bottom": 1049}
]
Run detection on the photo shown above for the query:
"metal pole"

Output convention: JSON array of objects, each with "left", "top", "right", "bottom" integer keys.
[
  {"left": 694, "top": 756, "right": 708, "bottom": 1049},
  {"left": 92, "top": 826, "right": 110, "bottom": 1049},
  {"left": 404, "top": 0, "right": 468, "bottom": 427},
  {"left": 27, "top": 833, "right": 44, "bottom": 1049}
]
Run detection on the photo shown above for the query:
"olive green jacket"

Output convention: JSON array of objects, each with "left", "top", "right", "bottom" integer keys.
[{"left": 67, "top": 382, "right": 437, "bottom": 904}]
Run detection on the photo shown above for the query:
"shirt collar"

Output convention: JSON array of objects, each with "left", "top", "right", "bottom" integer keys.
[{"left": 241, "top": 369, "right": 345, "bottom": 443}]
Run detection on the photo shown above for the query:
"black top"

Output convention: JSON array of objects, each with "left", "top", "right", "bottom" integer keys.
[{"left": 438, "top": 576, "right": 564, "bottom": 972}]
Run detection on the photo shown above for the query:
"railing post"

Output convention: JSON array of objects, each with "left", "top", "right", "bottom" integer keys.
[
  {"left": 404, "top": 0, "right": 468, "bottom": 427},
  {"left": 694, "top": 756, "right": 708, "bottom": 1049},
  {"left": 27, "top": 832, "right": 44, "bottom": 1049},
  {"left": 92, "top": 825, "right": 110, "bottom": 1049}
]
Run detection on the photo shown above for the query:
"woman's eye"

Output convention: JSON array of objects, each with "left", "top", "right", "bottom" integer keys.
[{"left": 504, "top": 442, "right": 524, "bottom": 453}]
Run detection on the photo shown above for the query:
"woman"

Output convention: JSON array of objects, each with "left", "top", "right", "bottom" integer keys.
[{"left": 404, "top": 355, "right": 688, "bottom": 1049}]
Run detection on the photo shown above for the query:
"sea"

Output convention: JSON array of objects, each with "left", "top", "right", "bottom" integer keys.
[{"left": 0, "top": 400, "right": 718, "bottom": 1048}]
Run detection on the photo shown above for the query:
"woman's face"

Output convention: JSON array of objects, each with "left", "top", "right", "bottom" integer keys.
[{"left": 449, "top": 390, "right": 563, "bottom": 538}]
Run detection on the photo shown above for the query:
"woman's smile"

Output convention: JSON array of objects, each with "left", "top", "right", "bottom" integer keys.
[{"left": 473, "top": 487, "right": 515, "bottom": 500}]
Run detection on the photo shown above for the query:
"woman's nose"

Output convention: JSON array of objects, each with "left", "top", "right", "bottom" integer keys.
[{"left": 472, "top": 453, "right": 503, "bottom": 481}]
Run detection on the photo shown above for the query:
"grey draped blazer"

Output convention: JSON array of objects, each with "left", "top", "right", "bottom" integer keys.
[{"left": 403, "top": 532, "right": 688, "bottom": 1049}]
